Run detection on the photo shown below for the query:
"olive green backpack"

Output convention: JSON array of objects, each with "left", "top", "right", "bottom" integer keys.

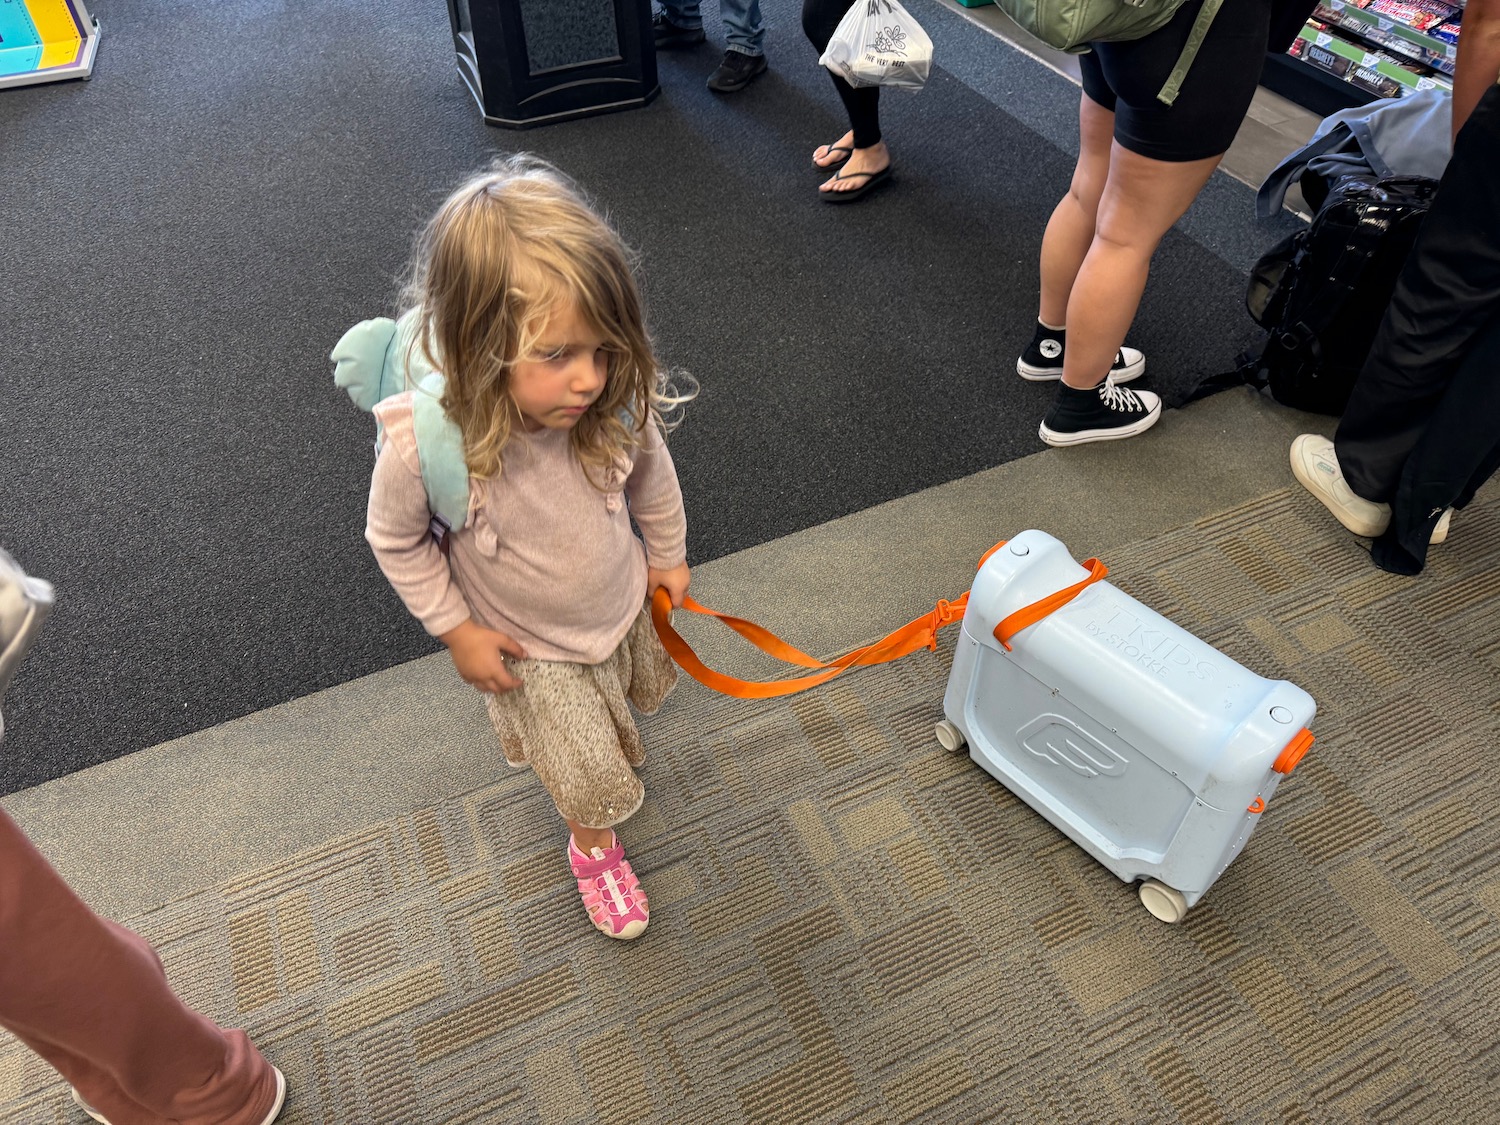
[{"left": 997, "top": 0, "right": 1225, "bottom": 105}]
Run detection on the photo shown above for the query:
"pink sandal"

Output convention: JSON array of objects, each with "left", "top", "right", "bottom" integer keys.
[{"left": 568, "top": 834, "right": 649, "bottom": 940}]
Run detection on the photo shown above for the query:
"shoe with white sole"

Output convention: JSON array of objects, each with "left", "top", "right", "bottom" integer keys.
[
  {"left": 1016, "top": 322, "right": 1144, "bottom": 383},
  {"left": 1290, "top": 434, "right": 1451, "bottom": 543},
  {"left": 569, "top": 833, "right": 649, "bottom": 940},
  {"left": 73, "top": 1067, "right": 286, "bottom": 1125},
  {"left": 1040, "top": 380, "right": 1162, "bottom": 446}
]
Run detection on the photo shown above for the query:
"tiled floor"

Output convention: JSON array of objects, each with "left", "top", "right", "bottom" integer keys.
[{"left": 936, "top": 0, "right": 1321, "bottom": 204}]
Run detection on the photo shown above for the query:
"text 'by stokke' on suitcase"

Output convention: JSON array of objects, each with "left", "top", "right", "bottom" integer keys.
[{"left": 935, "top": 530, "right": 1316, "bottom": 923}]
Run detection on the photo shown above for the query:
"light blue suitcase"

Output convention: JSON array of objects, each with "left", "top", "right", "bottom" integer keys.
[{"left": 936, "top": 530, "right": 1316, "bottom": 922}]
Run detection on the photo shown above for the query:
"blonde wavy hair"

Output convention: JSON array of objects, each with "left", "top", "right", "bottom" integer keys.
[{"left": 400, "top": 155, "right": 692, "bottom": 485}]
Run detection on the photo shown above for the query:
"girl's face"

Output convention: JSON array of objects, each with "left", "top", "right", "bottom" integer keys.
[{"left": 510, "top": 301, "right": 609, "bottom": 432}]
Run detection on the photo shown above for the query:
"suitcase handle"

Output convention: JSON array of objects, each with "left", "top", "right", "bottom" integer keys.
[
  {"left": 650, "top": 543, "right": 1110, "bottom": 698},
  {"left": 992, "top": 557, "right": 1110, "bottom": 652}
]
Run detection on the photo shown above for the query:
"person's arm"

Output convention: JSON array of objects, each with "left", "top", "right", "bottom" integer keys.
[
  {"left": 623, "top": 424, "right": 690, "bottom": 607},
  {"left": 365, "top": 433, "right": 526, "bottom": 694},
  {"left": 365, "top": 433, "right": 472, "bottom": 639},
  {"left": 1453, "top": 0, "right": 1500, "bottom": 141}
]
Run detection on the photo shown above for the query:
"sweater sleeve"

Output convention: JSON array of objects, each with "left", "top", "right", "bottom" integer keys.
[
  {"left": 624, "top": 423, "right": 688, "bottom": 570},
  {"left": 365, "top": 398, "right": 472, "bottom": 638}
]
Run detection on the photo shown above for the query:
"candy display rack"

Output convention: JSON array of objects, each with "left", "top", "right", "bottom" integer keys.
[{"left": 1262, "top": 0, "right": 1461, "bottom": 113}]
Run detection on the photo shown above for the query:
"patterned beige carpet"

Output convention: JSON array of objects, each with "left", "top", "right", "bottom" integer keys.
[{"left": 4, "top": 487, "right": 1499, "bottom": 1123}]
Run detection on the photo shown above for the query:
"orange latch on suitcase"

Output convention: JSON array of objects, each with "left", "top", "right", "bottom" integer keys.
[
  {"left": 1245, "top": 731, "right": 1314, "bottom": 813},
  {"left": 1272, "top": 729, "right": 1315, "bottom": 774}
]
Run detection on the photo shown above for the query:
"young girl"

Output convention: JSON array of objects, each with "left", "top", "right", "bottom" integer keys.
[{"left": 365, "top": 157, "right": 692, "bottom": 940}]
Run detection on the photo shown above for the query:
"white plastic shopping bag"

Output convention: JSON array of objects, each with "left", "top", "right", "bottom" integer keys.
[{"left": 818, "top": 0, "right": 934, "bottom": 92}]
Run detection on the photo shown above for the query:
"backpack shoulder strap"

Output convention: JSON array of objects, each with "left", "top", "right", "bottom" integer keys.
[
  {"left": 1175, "top": 353, "right": 1268, "bottom": 407},
  {"left": 1155, "top": 0, "right": 1224, "bottom": 106},
  {"left": 411, "top": 372, "right": 470, "bottom": 533},
  {"left": 333, "top": 309, "right": 469, "bottom": 535}
]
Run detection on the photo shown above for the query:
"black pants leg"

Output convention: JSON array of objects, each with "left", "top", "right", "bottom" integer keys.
[
  {"left": 803, "top": 0, "right": 883, "bottom": 148},
  {"left": 1335, "top": 85, "right": 1500, "bottom": 508},
  {"left": 1369, "top": 311, "right": 1500, "bottom": 573}
]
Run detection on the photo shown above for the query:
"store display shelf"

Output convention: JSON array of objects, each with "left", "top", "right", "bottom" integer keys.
[
  {"left": 1318, "top": 0, "right": 1458, "bottom": 59},
  {"left": 1294, "top": 24, "right": 1454, "bottom": 91},
  {"left": 1262, "top": 48, "right": 1374, "bottom": 112}
]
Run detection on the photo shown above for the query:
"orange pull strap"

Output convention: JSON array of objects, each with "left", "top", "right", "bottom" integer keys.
[
  {"left": 993, "top": 557, "right": 1109, "bottom": 651},
  {"left": 651, "top": 589, "right": 969, "bottom": 699},
  {"left": 652, "top": 540, "right": 1115, "bottom": 699}
]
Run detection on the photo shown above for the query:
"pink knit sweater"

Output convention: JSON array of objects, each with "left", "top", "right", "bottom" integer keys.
[{"left": 365, "top": 393, "right": 688, "bottom": 664}]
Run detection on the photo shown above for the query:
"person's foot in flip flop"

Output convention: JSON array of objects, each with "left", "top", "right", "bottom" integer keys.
[
  {"left": 813, "top": 130, "right": 855, "bottom": 169},
  {"left": 820, "top": 141, "right": 892, "bottom": 203}
]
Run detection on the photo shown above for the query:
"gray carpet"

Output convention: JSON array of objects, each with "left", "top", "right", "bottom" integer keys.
[
  {"left": 0, "top": 389, "right": 1335, "bottom": 924},
  {"left": 5, "top": 485, "right": 1497, "bottom": 1123},
  {"left": 0, "top": 0, "right": 1300, "bottom": 791}
]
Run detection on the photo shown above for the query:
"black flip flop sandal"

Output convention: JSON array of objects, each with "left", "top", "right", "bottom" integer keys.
[
  {"left": 819, "top": 164, "right": 893, "bottom": 204},
  {"left": 812, "top": 144, "right": 852, "bottom": 169}
]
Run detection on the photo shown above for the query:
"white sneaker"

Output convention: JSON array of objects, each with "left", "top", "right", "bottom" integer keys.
[
  {"left": 1290, "top": 434, "right": 1389, "bottom": 536},
  {"left": 1431, "top": 508, "right": 1452, "bottom": 545},
  {"left": 1290, "top": 435, "right": 1452, "bottom": 544},
  {"left": 0, "top": 548, "right": 54, "bottom": 741}
]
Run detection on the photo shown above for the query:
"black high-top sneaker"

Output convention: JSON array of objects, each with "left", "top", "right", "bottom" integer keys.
[
  {"left": 1016, "top": 322, "right": 1145, "bottom": 383},
  {"left": 1039, "top": 380, "right": 1162, "bottom": 447}
]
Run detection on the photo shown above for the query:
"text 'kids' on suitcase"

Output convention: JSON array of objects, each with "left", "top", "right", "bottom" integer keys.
[{"left": 936, "top": 531, "right": 1316, "bottom": 923}]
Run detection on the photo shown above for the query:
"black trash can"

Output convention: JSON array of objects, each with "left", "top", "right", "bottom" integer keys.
[{"left": 445, "top": 0, "right": 659, "bottom": 129}]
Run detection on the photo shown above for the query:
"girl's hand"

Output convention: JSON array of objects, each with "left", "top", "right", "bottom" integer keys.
[
  {"left": 647, "top": 562, "right": 691, "bottom": 609},
  {"left": 439, "top": 620, "right": 527, "bottom": 694}
]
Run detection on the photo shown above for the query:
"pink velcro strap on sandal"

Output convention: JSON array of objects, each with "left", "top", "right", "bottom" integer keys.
[{"left": 568, "top": 838, "right": 626, "bottom": 879}]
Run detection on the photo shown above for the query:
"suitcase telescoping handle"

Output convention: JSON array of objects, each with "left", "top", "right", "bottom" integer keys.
[{"left": 650, "top": 542, "right": 1111, "bottom": 699}]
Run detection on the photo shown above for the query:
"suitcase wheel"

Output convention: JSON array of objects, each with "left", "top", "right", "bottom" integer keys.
[
  {"left": 934, "top": 720, "right": 966, "bottom": 753},
  {"left": 1138, "top": 880, "right": 1188, "bottom": 924}
]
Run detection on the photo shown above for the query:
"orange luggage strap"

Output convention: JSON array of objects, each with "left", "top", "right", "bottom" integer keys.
[
  {"left": 651, "top": 543, "right": 1110, "bottom": 699},
  {"left": 993, "top": 557, "right": 1109, "bottom": 652}
]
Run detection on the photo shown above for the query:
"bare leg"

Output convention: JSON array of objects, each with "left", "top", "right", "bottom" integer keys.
[
  {"left": 1039, "top": 93, "right": 1115, "bottom": 327},
  {"left": 1060, "top": 143, "right": 1222, "bottom": 389},
  {"left": 568, "top": 819, "right": 613, "bottom": 852}
]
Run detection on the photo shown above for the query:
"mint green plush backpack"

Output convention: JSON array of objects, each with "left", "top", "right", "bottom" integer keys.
[
  {"left": 997, "top": 0, "right": 1224, "bottom": 105},
  {"left": 332, "top": 310, "right": 471, "bottom": 546}
]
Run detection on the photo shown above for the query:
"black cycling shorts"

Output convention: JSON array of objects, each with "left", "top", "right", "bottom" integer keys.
[{"left": 1078, "top": 0, "right": 1273, "bottom": 162}]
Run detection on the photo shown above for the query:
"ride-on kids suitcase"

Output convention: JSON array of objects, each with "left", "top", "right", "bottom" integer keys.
[{"left": 935, "top": 530, "right": 1316, "bottom": 922}]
